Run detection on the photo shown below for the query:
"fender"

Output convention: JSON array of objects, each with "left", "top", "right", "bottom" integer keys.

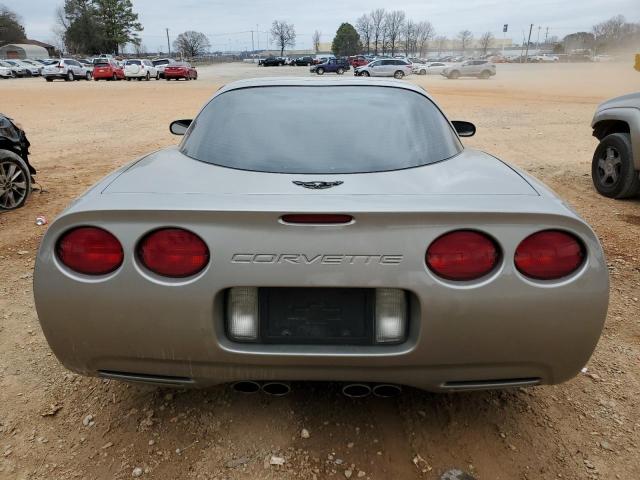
[{"left": 591, "top": 106, "right": 640, "bottom": 170}]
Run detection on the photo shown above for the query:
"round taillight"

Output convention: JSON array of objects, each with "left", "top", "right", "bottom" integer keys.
[
  {"left": 138, "top": 228, "right": 209, "bottom": 278},
  {"left": 515, "top": 230, "right": 584, "bottom": 280},
  {"left": 426, "top": 230, "right": 499, "bottom": 281},
  {"left": 56, "top": 227, "right": 123, "bottom": 275}
]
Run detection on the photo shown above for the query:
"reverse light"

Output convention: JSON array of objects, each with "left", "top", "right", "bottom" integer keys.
[
  {"left": 56, "top": 227, "right": 123, "bottom": 275},
  {"left": 138, "top": 228, "right": 209, "bottom": 277},
  {"left": 515, "top": 230, "right": 585, "bottom": 280},
  {"left": 375, "top": 288, "right": 407, "bottom": 343},
  {"left": 227, "top": 287, "right": 259, "bottom": 341},
  {"left": 426, "top": 230, "right": 499, "bottom": 281}
]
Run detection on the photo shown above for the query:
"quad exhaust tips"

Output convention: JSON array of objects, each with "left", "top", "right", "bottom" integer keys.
[
  {"left": 342, "top": 383, "right": 403, "bottom": 398},
  {"left": 230, "top": 380, "right": 291, "bottom": 397}
]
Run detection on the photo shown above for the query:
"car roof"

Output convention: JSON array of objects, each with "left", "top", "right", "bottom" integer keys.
[{"left": 216, "top": 77, "right": 429, "bottom": 98}]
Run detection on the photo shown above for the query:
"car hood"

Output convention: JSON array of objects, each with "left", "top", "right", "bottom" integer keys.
[{"left": 102, "top": 147, "right": 538, "bottom": 197}]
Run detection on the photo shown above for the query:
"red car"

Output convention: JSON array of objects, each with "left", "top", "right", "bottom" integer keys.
[
  {"left": 348, "top": 55, "right": 369, "bottom": 68},
  {"left": 92, "top": 60, "right": 125, "bottom": 81},
  {"left": 164, "top": 62, "right": 198, "bottom": 81}
]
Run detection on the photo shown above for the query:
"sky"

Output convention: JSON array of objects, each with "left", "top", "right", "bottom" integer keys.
[{"left": 11, "top": 0, "right": 640, "bottom": 52}]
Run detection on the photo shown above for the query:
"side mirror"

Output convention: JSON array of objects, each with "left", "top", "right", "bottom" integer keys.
[
  {"left": 170, "top": 119, "right": 192, "bottom": 135},
  {"left": 452, "top": 120, "right": 476, "bottom": 137}
]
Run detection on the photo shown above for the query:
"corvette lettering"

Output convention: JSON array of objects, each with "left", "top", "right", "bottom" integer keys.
[{"left": 231, "top": 254, "right": 403, "bottom": 265}]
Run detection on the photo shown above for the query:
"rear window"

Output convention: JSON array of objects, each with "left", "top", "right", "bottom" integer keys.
[
  {"left": 94, "top": 62, "right": 110, "bottom": 67},
  {"left": 126, "top": 60, "right": 142, "bottom": 65},
  {"left": 181, "top": 86, "right": 461, "bottom": 174},
  {"left": 153, "top": 59, "right": 170, "bottom": 66}
]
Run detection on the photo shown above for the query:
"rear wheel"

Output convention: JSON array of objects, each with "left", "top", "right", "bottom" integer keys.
[
  {"left": 111, "top": 73, "right": 117, "bottom": 81},
  {"left": 479, "top": 70, "right": 491, "bottom": 79},
  {"left": 591, "top": 133, "right": 640, "bottom": 198},
  {"left": 448, "top": 70, "right": 460, "bottom": 79},
  {"left": 85, "top": 71, "right": 92, "bottom": 80},
  {"left": 145, "top": 72, "right": 150, "bottom": 81},
  {"left": 66, "top": 71, "right": 74, "bottom": 81},
  {"left": 155, "top": 72, "right": 160, "bottom": 80},
  {"left": 0, "top": 151, "right": 31, "bottom": 211},
  {"left": 420, "top": 69, "right": 427, "bottom": 75},
  {"left": 337, "top": 67, "right": 344, "bottom": 75},
  {"left": 45, "top": 77, "right": 53, "bottom": 82},
  {"left": 393, "top": 70, "right": 404, "bottom": 79}
]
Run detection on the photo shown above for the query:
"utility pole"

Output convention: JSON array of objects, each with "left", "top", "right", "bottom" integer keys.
[
  {"left": 536, "top": 26, "right": 541, "bottom": 49},
  {"left": 256, "top": 24, "right": 259, "bottom": 50},
  {"left": 166, "top": 28, "right": 171, "bottom": 56},
  {"left": 251, "top": 30, "right": 254, "bottom": 53},
  {"left": 544, "top": 27, "right": 549, "bottom": 46},
  {"left": 524, "top": 24, "right": 533, "bottom": 62}
]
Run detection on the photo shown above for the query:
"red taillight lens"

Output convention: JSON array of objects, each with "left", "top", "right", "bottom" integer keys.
[
  {"left": 426, "top": 230, "right": 499, "bottom": 281},
  {"left": 515, "top": 230, "right": 584, "bottom": 280},
  {"left": 138, "top": 228, "right": 209, "bottom": 277},
  {"left": 281, "top": 214, "right": 353, "bottom": 224},
  {"left": 57, "top": 227, "right": 123, "bottom": 275}
]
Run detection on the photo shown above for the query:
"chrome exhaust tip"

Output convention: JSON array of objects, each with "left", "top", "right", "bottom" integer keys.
[
  {"left": 231, "top": 380, "right": 261, "bottom": 394},
  {"left": 372, "top": 384, "right": 402, "bottom": 398},
  {"left": 342, "top": 383, "right": 372, "bottom": 398},
  {"left": 261, "top": 381, "right": 291, "bottom": 397}
]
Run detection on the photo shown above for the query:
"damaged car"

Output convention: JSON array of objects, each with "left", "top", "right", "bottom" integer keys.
[{"left": 0, "top": 114, "right": 36, "bottom": 211}]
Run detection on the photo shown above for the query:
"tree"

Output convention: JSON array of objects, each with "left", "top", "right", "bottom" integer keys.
[
  {"left": 403, "top": 19, "right": 416, "bottom": 56},
  {"left": 563, "top": 31, "right": 594, "bottom": 52},
  {"left": 479, "top": 31, "right": 494, "bottom": 55},
  {"left": 592, "top": 15, "right": 640, "bottom": 52},
  {"left": 370, "top": 8, "right": 385, "bottom": 55},
  {"left": 457, "top": 29, "right": 473, "bottom": 53},
  {"left": 355, "top": 14, "right": 372, "bottom": 54},
  {"left": 331, "top": 22, "right": 361, "bottom": 57},
  {"left": 435, "top": 35, "right": 447, "bottom": 55},
  {"left": 62, "top": 0, "right": 104, "bottom": 54},
  {"left": 271, "top": 20, "right": 295, "bottom": 56},
  {"left": 383, "top": 10, "right": 405, "bottom": 56},
  {"left": 415, "top": 21, "right": 435, "bottom": 57},
  {"left": 312, "top": 30, "right": 321, "bottom": 53},
  {"left": 94, "top": 0, "right": 142, "bottom": 55},
  {"left": 173, "top": 31, "right": 210, "bottom": 57},
  {"left": 0, "top": 4, "right": 27, "bottom": 45}
]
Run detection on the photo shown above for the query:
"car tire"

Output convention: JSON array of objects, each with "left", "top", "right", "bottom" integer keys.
[
  {"left": 126, "top": 77, "right": 131, "bottom": 81},
  {"left": 0, "top": 150, "right": 31, "bottom": 211},
  {"left": 361, "top": 71, "right": 370, "bottom": 77},
  {"left": 111, "top": 74, "right": 117, "bottom": 81},
  {"left": 155, "top": 72, "right": 160, "bottom": 80},
  {"left": 591, "top": 133, "right": 640, "bottom": 199},
  {"left": 66, "top": 71, "right": 74, "bottom": 81},
  {"left": 316, "top": 68, "right": 325, "bottom": 75},
  {"left": 448, "top": 71, "right": 460, "bottom": 79},
  {"left": 45, "top": 77, "right": 53, "bottom": 82},
  {"left": 145, "top": 72, "right": 150, "bottom": 81},
  {"left": 393, "top": 70, "right": 404, "bottom": 79},
  {"left": 420, "top": 69, "right": 426, "bottom": 75},
  {"left": 85, "top": 71, "right": 92, "bottom": 80},
  {"left": 337, "top": 67, "right": 344, "bottom": 75},
  {"left": 479, "top": 70, "right": 491, "bottom": 79}
]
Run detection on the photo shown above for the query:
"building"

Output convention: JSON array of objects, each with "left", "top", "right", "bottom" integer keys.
[{"left": 0, "top": 42, "right": 51, "bottom": 60}]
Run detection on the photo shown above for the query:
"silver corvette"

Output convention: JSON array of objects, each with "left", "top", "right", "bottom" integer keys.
[{"left": 34, "top": 78, "right": 609, "bottom": 393}]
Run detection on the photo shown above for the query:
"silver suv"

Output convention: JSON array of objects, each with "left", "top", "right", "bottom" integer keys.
[
  {"left": 591, "top": 92, "right": 640, "bottom": 198},
  {"left": 441, "top": 60, "right": 496, "bottom": 79},
  {"left": 42, "top": 58, "right": 92, "bottom": 82},
  {"left": 354, "top": 59, "right": 413, "bottom": 79}
]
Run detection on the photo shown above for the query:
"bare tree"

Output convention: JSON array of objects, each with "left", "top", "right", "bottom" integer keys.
[
  {"left": 415, "top": 21, "right": 435, "bottom": 57},
  {"left": 403, "top": 19, "right": 416, "bottom": 56},
  {"left": 457, "top": 29, "right": 473, "bottom": 53},
  {"left": 384, "top": 10, "right": 405, "bottom": 56},
  {"left": 479, "top": 31, "right": 494, "bottom": 55},
  {"left": 355, "top": 14, "right": 372, "bottom": 54},
  {"left": 435, "top": 35, "right": 447, "bottom": 55},
  {"left": 271, "top": 20, "right": 296, "bottom": 56},
  {"left": 173, "top": 31, "right": 211, "bottom": 58},
  {"left": 312, "top": 30, "right": 321, "bottom": 53},
  {"left": 370, "top": 8, "right": 385, "bottom": 55}
]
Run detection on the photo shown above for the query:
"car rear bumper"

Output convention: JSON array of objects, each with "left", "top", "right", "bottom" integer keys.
[{"left": 34, "top": 207, "right": 609, "bottom": 392}]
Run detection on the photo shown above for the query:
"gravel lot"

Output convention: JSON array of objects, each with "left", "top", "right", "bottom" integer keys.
[{"left": 0, "top": 61, "right": 639, "bottom": 480}]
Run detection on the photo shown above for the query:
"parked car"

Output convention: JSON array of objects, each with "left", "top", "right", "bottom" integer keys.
[
  {"left": 441, "top": 60, "right": 496, "bottom": 79},
  {"left": 591, "top": 92, "right": 640, "bottom": 198},
  {"left": 0, "top": 114, "right": 36, "bottom": 211},
  {"left": 0, "top": 63, "right": 13, "bottom": 78},
  {"left": 413, "top": 62, "right": 449, "bottom": 75},
  {"left": 164, "top": 62, "right": 198, "bottom": 80},
  {"left": 42, "top": 58, "right": 92, "bottom": 81},
  {"left": 92, "top": 59, "right": 124, "bottom": 81},
  {"left": 310, "top": 58, "right": 350, "bottom": 75},
  {"left": 293, "top": 56, "right": 313, "bottom": 66},
  {"left": 261, "top": 56, "right": 284, "bottom": 67},
  {"left": 354, "top": 59, "right": 412, "bottom": 79},
  {"left": 348, "top": 55, "right": 369, "bottom": 68},
  {"left": 1, "top": 60, "right": 26, "bottom": 77},
  {"left": 124, "top": 59, "right": 159, "bottom": 81},
  {"left": 15, "top": 59, "right": 41, "bottom": 76},
  {"left": 152, "top": 58, "right": 175, "bottom": 78},
  {"left": 33, "top": 78, "right": 609, "bottom": 393}
]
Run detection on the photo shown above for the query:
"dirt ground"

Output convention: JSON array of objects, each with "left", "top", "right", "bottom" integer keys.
[{"left": 0, "top": 62, "right": 639, "bottom": 480}]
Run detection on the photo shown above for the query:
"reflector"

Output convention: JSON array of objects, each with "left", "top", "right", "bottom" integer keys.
[{"left": 227, "top": 287, "right": 259, "bottom": 341}]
